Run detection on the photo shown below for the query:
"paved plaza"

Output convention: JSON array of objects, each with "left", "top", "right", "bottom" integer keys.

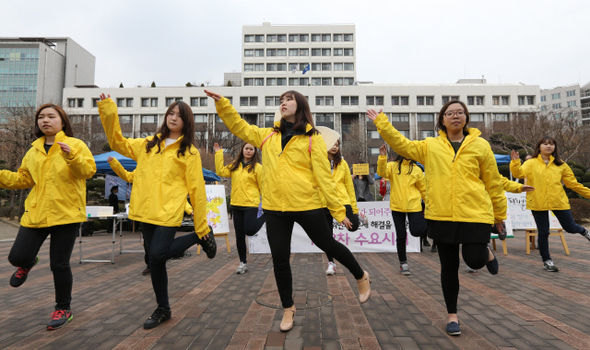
[{"left": 0, "top": 219, "right": 590, "bottom": 349}]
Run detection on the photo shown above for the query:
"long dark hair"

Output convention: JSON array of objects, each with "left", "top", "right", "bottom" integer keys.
[
  {"left": 328, "top": 139, "right": 343, "bottom": 169},
  {"left": 436, "top": 100, "right": 470, "bottom": 133},
  {"left": 228, "top": 142, "right": 260, "bottom": 173},
  {"left": 532, "top": 136, "right": 563, "bottom": 166},
  {"left": 34, "top": 103, "right": 74, "bottom": 138},
  {"left": 146, "top": 101, "right": 195, "bottom": 157},
  {"left": 393, "top": 154, "right": 417, "bottom": 175},
  {"left": 274, "top": 90, "right": 318, "bottom": 136}
]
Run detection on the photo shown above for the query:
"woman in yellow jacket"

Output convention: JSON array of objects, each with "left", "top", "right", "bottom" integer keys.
[
  {"left": 98, "top": 94, "right": 214, "bottom": 330},
  {"left": 205, "top": 89, "right": 371, "bottom": 332},
  {"left": 377, "top": 145, "right": 427, "bottom": 276},
  {"left": 4, "top": 104, "right": 96, "bottom": 330},
  {"left": 510, "top": 136, "right": 590, "bottom": 272},
  {"left": 367, "top": 100, "right": 506, "bottom": 336},
  {"left": 214, "top": 142, "right": 264, "bottom": 274},
  {"left": 321, "top": 139, "right": 362, "bottom": 275}
]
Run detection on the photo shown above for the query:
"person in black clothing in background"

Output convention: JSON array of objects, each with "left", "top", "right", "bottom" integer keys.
[{"left": 107, "top": 186, "right": 119, "bottom": 233}]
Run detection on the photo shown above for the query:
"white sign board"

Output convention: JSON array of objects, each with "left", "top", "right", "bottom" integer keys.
[
  {"left": 205, "top": 185, "right": 230, "bottom": 234},
  {"left": 506, "top": 192, "right": 562, "bottom": 230},
  {"left": 249, "top": 201, "right": 421, "bottom": 254}
]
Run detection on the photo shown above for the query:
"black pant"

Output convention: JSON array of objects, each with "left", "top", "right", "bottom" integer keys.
[
  {"left": 8, "top": 223, "right": 79, "bottom": 310},
  {"left": 436, "top": 241, "right": 488, "bottom": 314},
  {"left": 326, "top": 205, "right": 360, "bottom": 262},
  {"left": 391, "top": 211, "right": 427, "bottom": 263},
  {"left": 265, "top": 209, "right": 365, "bottom": 308},
  {"left": 142, "top": 223, "right": 201, "bottom": 308},
  {"left": 531, "top": 209, "right": 585, "bottom": 262},
  {"left": 233, "top": 208, "right": 265, "bottom": 263}
]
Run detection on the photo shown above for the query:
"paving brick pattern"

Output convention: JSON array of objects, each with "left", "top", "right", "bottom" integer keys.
[{"left": 1, "top": 224, "right": 590, "bottom": 349}]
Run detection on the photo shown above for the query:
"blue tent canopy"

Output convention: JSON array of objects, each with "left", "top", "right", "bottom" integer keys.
[{"left": 93, "top": 151, "right": 220, "bottom": 182}]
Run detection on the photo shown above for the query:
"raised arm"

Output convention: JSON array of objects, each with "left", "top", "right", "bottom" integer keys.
[
  {"left": 108, "top": 157, "right": 134, "bottom": 183},
  {"left": 376, "top": 145, "right": 390, "bottom": 179},
  {"left": 509, "top": 150, "right": 526, "bottom": 179},
  {"left": 60, "top": 141, "right": 96, "bottom": 180},
  {"left": 561, "top": 163, "right": 590, "bottom": 199},
  {"left": 214, "top": 143, "right": 232, "bottom": 178},
  {"left": 97, "top": 94, "right": 145, "bottom": 160},
  {"left": 368, "top": 110, "right": 427, "bottom": 164}
]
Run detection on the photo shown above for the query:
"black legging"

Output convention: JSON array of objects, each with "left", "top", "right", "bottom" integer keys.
[
  {"left": 265, "top": 209, "right": 365, "bottom": 308},
  {"left": 141, "top": 223, "right": 202, "bottom": 308},
  {"left": 8, "top": 223, "right": 80, "bottom": 310},
  {"left": 436, "top": 241, "right": 488, "bottom": 314},
  {"left": 233, "top": 207, "right": 265, "bottom": 263},
  {"left": 326, "top": 204, "right": 359, "bottom": 262},
  {"left": 391, "top": 211, "right": 427, "bottom": 263}
]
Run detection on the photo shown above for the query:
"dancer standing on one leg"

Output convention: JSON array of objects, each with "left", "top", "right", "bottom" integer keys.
[
  {"left": 4, "top": 104, "right": 96, "bottom": 330},
  {"left": 98, "top": 94, "right": 215, "bottom": 329},
  {"left": 319, "top": 138, "right": 363, "bottom": 276},
  {"left": 377, "top": 145, "right": 427, "bottom": 276},
  {"left": 510, "top": 136, "right": 590, "bottom": 272},
  {"left": 214, "top": 142, "right": 264, "bottom": 274},
  {"left": 205, "top": 89, "right": 371, "bottom": 332},
  {"left": 367, "top": 100, "right": 506, "bottom": 336}
]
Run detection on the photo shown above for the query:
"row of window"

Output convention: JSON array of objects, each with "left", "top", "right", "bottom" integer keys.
[
  {"left": 244, "top": 62, "right": 354, "bottom": 72},
  {"left": 541, "top": 90, "right": 577, "bottom": 102},
  {"left": 244, "top": 33, "right": 353, "bottom": 43},
  {"left": 76, "top": 96, "right": 216, "bottom": 109},
  {"left": 540, "top": 101, "right": 577, "bottom": 111},
  {"left": 244, "top": 48, "right": 354, "bottom": 57},
  {"left": 243, "top": 77, "right": 355, "bottom": 87}
]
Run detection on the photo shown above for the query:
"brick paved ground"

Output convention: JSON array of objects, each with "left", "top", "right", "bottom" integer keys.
[{"left": 1, "top": 221, "right": 590, "bottom": 349}]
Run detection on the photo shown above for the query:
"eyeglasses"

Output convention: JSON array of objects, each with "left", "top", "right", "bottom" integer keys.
[{"left": 444, "top": 110, "right": 466, "bottom": 118}]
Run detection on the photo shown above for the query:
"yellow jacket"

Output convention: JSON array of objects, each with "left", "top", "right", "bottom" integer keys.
[
  {"left": 108, "top": 158, "right": 194, "bottom": 215},
  {"left": 215, "top": 150, "right": 262, "bottom": 208},
  {"left": 98, "top": 98, "right": 209, "bottom": 237},
  {"left": 319, "top": 159, "right": 359, "bottom": 214},
  {"left": 510, "top": 155, "right": 590, "bottom": 210},
  {"left": 377, "top": 157, "right": 425, "bottom": 212},
  {"left": 502, "top": 176, "right": 523, "bottom": 193},
  {"left": 0, "top": 131, "right": 96, "bottom": 228},
  {"left": 373, "top": 112, "right": 506, "bottom": 224},
  {"left": 215, "top": 97, "right": 346, "bottom": 222}
]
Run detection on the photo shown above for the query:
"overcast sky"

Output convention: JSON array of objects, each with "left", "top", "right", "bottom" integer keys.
[{"left": 4, "top": 0, "right": 589, "bottom": 90}]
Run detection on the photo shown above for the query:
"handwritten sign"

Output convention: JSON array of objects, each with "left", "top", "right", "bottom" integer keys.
[
  {"left": 205, "top": 185, "right": 230, "bottom": 234},
  {"left": 353, "top": 163, "right": 370, "bottom": 175}
]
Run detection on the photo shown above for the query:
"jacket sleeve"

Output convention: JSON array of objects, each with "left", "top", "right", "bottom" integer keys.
[
  {"left": 502, "top": 177, "right": 523, "bottom": 193},
  {"left": 214, "top": 150, "right": 233, "bottom": 178},
  {"left": 341, "top": 161, "right": 359, "bottom": 214},
  {"left": 480, "top": 146, "right": 507, "bottom": 222},
  {"left": 255, "top": 163, "right": 263, "bottom": 193},
  {"left": 416, "top": 170, "right": 427, "bottom": 201},
  {"left": 109, "top": 158, "right": 134, "bottom": 183},
  {"left": 184, "top": 149, "right": 210, "bottom": 238},
  {"left": 310, "top": 135, "right": 346, "bottom": 222},
  {"left": 561, "top": 164, "right": 590, "bottom": 199},
  {"left": 509, "top": 159, "right": 526, "bottom": 179},
  {"left": 0, "top": 150, "right": 35, "bottom": 189},
  {"left": 376, "top": 155, "right": 390, "bottom": 179},
  {"left": 184, "top": 200, "right": 193, "bottom": 215},
  {"left": 215, "top": 97, "right": 271, "bottom": 148},
  {"left": 97, "top": 98, "right": 145, "bottom": 160},
  {"left": 61, "top": 141, "right": 96, "bottom": 180},
  {"left": 373, "top": 113, "right": 427, "bottom": 164}
]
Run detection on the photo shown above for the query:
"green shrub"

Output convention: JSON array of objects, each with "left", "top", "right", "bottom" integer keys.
[
  {"left": 498, "top": 164, "right": 510, "bottom": 178},
  {"left": 87, "top": 179, "right": 105, "bottom": 191}
]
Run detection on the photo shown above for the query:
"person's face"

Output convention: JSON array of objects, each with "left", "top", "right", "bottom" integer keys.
[
  {"left": 37, "top": 107, "right": 64, "bottom": 136},
  {"left": 442, "top": 103, "right": 467, "bottom": 133},
  {"left": 113, "top": 189, "right": 118, "bottom": 194},
  {"left": 280, "top": 94, "right": 297, "bottom": 120},
  {"left": 539, "top": 141, "right": 555, "bottom": 156},
  {"left": 328, "top": 142, "right": 339, "bottom": 155},
  {"left": 242, "top": 143, "right": 255, "bottom": 160},
  {"left": 166, "top": 105, "right": 184, "bottom": 135}
]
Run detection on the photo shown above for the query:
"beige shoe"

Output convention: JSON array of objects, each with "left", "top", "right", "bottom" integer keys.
[
  {"left": 357, "top": 271, "right": 371, "bottom": 303},
  {"left": 279, "top": 306, "right": 296, "bottom": 332}
]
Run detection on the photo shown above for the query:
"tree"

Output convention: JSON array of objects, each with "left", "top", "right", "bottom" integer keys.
[
  {"left": 341, "top": 122, "right": 367, "bottom": 165},
  {"left": 119, "top": 82, "right": 124, "bottom": 88},
  {"left": 227, "top": 80, "right": 233, "bottom": 87},
  {"left": 186, "top": 82, "right": 193, "bottom": 87},
  {"left": 151, "top": 81, "right": 156, "bottom": 88}
]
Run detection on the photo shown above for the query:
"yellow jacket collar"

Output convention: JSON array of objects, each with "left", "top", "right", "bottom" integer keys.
[
  {"left": 32, "top": 131, "right": 67, "bottom": 150},
  {"left": 536, "top": 154, "right": 555, "bottom": 164}
]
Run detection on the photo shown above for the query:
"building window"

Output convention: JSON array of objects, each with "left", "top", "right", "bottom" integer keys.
[
  {"left": 391, "top": 113, "right": 409, "bottom": 122},
  {"left": 267, "top": 63, "right": 277, "bottom": 71},
  {"left": 255, "top": 49, "right": 264, "bottom": 57},
  {"left": 541, "top": 105, "right": 548, "bottom": 111},
  {"left": 441, "top": 96, "right": 459, "bottom": 105},
  {"left": 277, "top": 63, "right": 287, "bottom": 71},
  {"left": 321, "top": 34, "right": 331, "bottom": 42},
  {"left": 311, "top": 34, "right": 321, "bottom": 42},
  {"left": 267, "top": 35, "right": 277, "bottom": 42},
  {"left": 392, "top": 96, "right": 409, "bottom": 106},
  {"left": 344, "top": 48, "right": 353, "bottom": 56},
  {"left": 244, "top": 78, "right": 254, "bottom": 86},
  {"left": 369, "top": 148, "right": 381, "bottom": 156},
  {"left": 334, "top": 63, "right": 343, "bottom": 71},
  {"left": 333, "top": 48, "right": 343, "bottom": 56},
  {"left": 117, "top": 98, "right": 125, "bottom": 108},
  {"left": 568, "top": 100, "right": 577, "bottom": 107},
  {"left": 299, "top": 49, "right": 309, "bottom": 56},
  {"left": 344, "top": 34, "right": 353, "bottom": 41},
  {"left": 255, "top": 63, "right": 264, "bottom": 71},
  {"left": 300, "top": 78, "right": 309, "bottom": 86},
  {"left": 277, "top": 34, "right": 287, "bottom": 42},
  {"left": 289, "top": 34, "right": 299, "bottom": 42},
  {"left": 322, "top": 48, "right": 331, "bottom": 56},
  {"left": 289, "top": 78, "right": 299, "bottom": 86},
  {"left": 277, "top": 78, "right": 287, "bottom": 86},
  {"left": 255, "top": 35, "right": 264, "bottom": 42},
  {"left": 126, "top": 98, "right": 133, "bottom": 108},
  {"left": 267, "top": 49, "right": 276, "bottom": 57},
  {"left": 312, "top": 63, "right": 321, "bottom": 71},
  {"left": 267, "top": 78, "right": 277, "bottom": 86},
  {"left": 417, "top": 113, "right": 434, "bottom": 122},
  {"left": 289, "top": 49, "right": 298, "bottom": 56},
  {"left": 417, "top": 96, "right": 433, "bottom": 106},
  {"left": 300, "top": 34, "right": 309, "bottom": 42},
  {"left": 420, "top": 130, "right": 435, "bottom": 139},
  {"left": 194, "top": 114, "right": 207, "bottom": 123},
  {"left": 552, "top": 93, "right": 561, "bottom": 100},
  {"left": 322, "top": 63, "right": 331, "bottom": 71},
  {"left": 244, "top": 63, "right": 254, "bottom": 71},
  {"left": 470, "top": 113, "right": 484, "bottom": 122},
  {"left": 527, "top": 96, "right": 535, "bottom": 105},
  {"left": 244, "top": 49, "right": 253, "bottom": 57},
  {"left": 341, "top": 96, "right": 359, "bottom": 106},
  {"left": 191, "top": 97, "right": 199, "bottom": 106},
  {"left": 277, "top": 49, "right": 287, "bottom": 57},
  {"left": 344, "top": 78, "right": 354, "bottom": 86},
  {"left": 240, "top": 97, "right": 258, "bottom": 107},
  {"left": 518, "top": 96, "right": 525, "bottom": 105},
  {"left": 492, "top": 96, "right": 509, "bottom": 105},
  {"left": 541, "top": 95, "right": 546, "bottom": 102},
  {"left": 315, "top": 96, "right": 334, "bottom": 106},
  {"left": 264, "top": 114, "right": 275, "bottom": 127},
  {"left": 265, "top": 96, "right": 281, "bottom": 106},
  {"left": 367, "top": 130, "right": 380, "bottom": 139},
  {"left": 321, "top": 78, "right": 332, "bottom": 86},
  {"left": 567, "top": 90, "right": 576, "bottom": 97},
  {"left": 334, "top": 34, "right": 343, "bottom": 42},
  {"left": 316, "top": 113, "right": 334, "bottom": 128},
  {"left": 493, "top": 113, "right": 509, "bottom": 122},
  {"left": 467, "top": 96, "right": 483, "bottom": 105},
  {"left": 367, "top": 96, "right": 384, "bottom": 106},
  {"left": 255, "top": 78, "right": 264, "bottom": 86},
  {"left": 334, "top": 78, "right": 344, "bottom": 86},
  {"left": 311, "top": 48, "right": 321, "bottom": 56},
  {"left": 150, "top": 98, "right": 158, "bottom": 107},
  {"left": 141, "top": 115, "right": 157, "bottom": 124},
  {"left": 200, "top": 97, "right": 207, "bottom": 106},
  {"left": 244, "top": 35, "right": 254, "bottom": 42},
  {"left": 92, "top": 98, "right": 99, "bottom": 108},
  {"left": 552, "top": 103, "right": 562, "bottom": 109},
  {"left": 165, "top": 98, "right": 174, "bottom": 107},
  {"left": 141, "top": 98, "right": 149, "bottom": 107}
]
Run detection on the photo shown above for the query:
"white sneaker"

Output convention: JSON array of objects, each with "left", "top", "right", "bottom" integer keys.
[
  {"left": 543, "top": 259, "right": 559, "bottom": 272},
  {"left": 236, "top": 262, "right": 248, "bottom": 274},
  {"left": 582, "top": 228, "right": 590, "bottom": 242},
  {"left": 400, "top": 263, "right": 411, "bottom": 275},
  {"left": 325, "top": 262, "right": 336, "bottom": 275},
  {"left": 465, "top": 266, "right": 477, "bottom": 273}
]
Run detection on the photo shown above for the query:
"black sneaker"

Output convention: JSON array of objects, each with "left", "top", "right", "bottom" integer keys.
[
  {"left": 47, "top": 309, "right": 73, "bottom": 330},
  {"left": 446, "top": 321, "right": 461, "bottom": 336},
  {"left": 543, "top": 259, "right": 559, "bottom": 272},
  {"left": 10, "top": 256, "right": 39, "bottom": 288},
  {"left": 582, "top": 228, "right": 590, "bottom": 242},
  {"left": 422, "top": 239, "right": 431, "bottom": 247},
  {"left": 199, "top": 226, "right": 217, "bottom": 259},
  {"left": 486, "top": 246, "right": 499, "bottom": 275},
  {"left": 144, "top": 307, "right": 171, "bottom": 329}
]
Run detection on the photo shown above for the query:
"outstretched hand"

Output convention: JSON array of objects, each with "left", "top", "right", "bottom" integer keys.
[
  {"left": 510, "top": 150, "right": 519, "bottom": 161},
  {"left": 379, "top": 144, "right": 387, "bottom": 156},
  {"left": 366, "top": 109, "right": 383, "bottom": 121},
  {"left": 204, "top": 90, "right": 222, "bottom": 101},
  {"left": 107, "top": 156, "right": 114, "bottom": 163},
  {"left": 99, "top": 93, "right": 111, "bottom": 101},
  {"left": 213, "top": 143, "right": 222, "bottom": 152},
  {"left": 56, "top": 142, "right": 71, "bottom": 154},
  {"left": 522, "top": 185, "right": 535, "bottom": 192}
]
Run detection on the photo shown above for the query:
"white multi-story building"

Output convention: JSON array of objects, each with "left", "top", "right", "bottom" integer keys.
[
  {"left": 539, "top": 84, "right": 581, "bottom": 121},
  {"left": 62, "top": 23, "right": 540, "bottom": 166}
]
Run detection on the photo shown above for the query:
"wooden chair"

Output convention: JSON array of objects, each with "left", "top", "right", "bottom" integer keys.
[
  {"left": 197, "top": 232, "right": 230, "bottom": 255},
  {"left": 491, "top": 238, "right": 508, "bottom": 255},
  {"left": 524, "top": 228, "right": 569, "bottom": 255}
]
